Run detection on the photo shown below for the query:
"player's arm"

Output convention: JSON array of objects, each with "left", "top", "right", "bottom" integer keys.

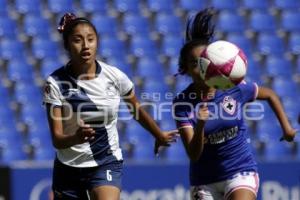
[
  {"left": 179, "top": 103, "right": 208, "bottom": 161},
  {"left": 123, "top": 90, "right": 178, "bottom": 147},
  {"left": 46, "top": 104, "right": 96, "bottom": 149},
  {"left": 256, "top": 86, "right": 296, "bottom": 141}
]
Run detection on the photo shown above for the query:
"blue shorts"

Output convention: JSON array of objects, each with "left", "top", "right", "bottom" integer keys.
[{"left": 52, "top": 158, "right": 123, "bottom": 200}]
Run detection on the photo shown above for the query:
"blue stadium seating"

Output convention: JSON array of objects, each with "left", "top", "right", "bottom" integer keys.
[
  {"left": 178, "top": 0, "right": 205, "bottom": 12},
  {"left": 130, "top": 36, "right": 158, "bottom": 57},
  {"left": 47, "top": 0, "right": 74, "bottom": 14},
  {"left": 114, "top": 0, "right": 141, "bottom": 13},
  {"left": 249, "top": 11, "right": 276, "bottom": 33},
  {"left": 80, "top": 0, "right": 109, "bottom": 13},
  {"left": 217, "top": 12, "right": 246, "bottom": 33},
  {"left": 136, "top": 58, "right": 164, "bottom": 78},
  {"left": 161, "top": 35, "right": 183, "bottom": 57},
  {"left": 263, "top": 141, "right": 295, "bottom": 160},
  {"left": 32, "top": 38, "right": 59, "bottom": 59},
  {"left": 274, "top": 0, "right": 300, "bottom": 10},
  {"left": 0, "top": 137, "right": 27, "bottom": 163},
  {"left": 288, "top": 33, "right": 300, "bottom": 55},
  {"left": 7, "top": 60, "right": 34, "bottom": 82},
  {"left": 23, "top": 14, "right": 50, "bottom": 38},
  {"left": 242, "top": 0, "right": 269, "bottom": 10},
  {"left": 281, "top": 11, "right": 300, "bottom": 32},
  {"left": 91, "top": 14, "right": 118, "bottom": 36},
  {"left": 154, "top": 13, "right": 182, "bottom": 35},
  {"left": 211, "top": 0, "right": 238, "bottom": 10},
  {"left": 272, "top": 78, "right": 298, "bottom": 98},
  {"left": 257, "top": 34, "right": 285, "bottom": 56},
  {"left": 165, "top": 139, "right": 188, "bottom": 161},
  {"left": 227, "top": 34, "right": 252, "bottom": 56},
  {"left": 15, "top": 0, "right": 41, "bottom": 15},
  {"left": 105, "top": 57, "right": 133, "bottom": 76},
  {"left": 147, "top": 0, "right": 174, "bottom": 13},
  {"left": 40, "top": 58, "right": 63, "bottom": 79},
  {"left": 99, "top": 37, "right": 126, "bottom": 58},
  {"left": 0, "top": 39, "right": 25, "bottom": 60},
  {"left": 14, "top": 83, "right": 42, "bottom": 105},
  {"left": 0, "top": 17, "right": 17, "bottom": 39},
  {"left": 0, "top": 0, "right": 7, "bottom": 16},
  {"left": 123, "top": 14, "right": 150, "bottom": 36},
  {"left": 265, "top": 56, "right": 292, "bottom": 78}
]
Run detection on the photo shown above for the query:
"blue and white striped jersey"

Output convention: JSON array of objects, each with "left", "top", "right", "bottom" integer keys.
[{"left": 43, "top": 60, "right": 133, "bottom": 167}]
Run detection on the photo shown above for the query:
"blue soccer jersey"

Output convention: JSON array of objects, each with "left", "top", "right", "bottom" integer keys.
[
  {"left": 43, "top": 60, "right": 133, "bottom": 168},
  {"left": 173, "top": 81, "right": 258, "bottom": 185}
]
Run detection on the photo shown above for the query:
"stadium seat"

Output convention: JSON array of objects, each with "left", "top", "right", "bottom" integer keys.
[
  {"left": 114, "top": 0, "right": 141, "bottom": 13},
  {"left": 15, "top": 0, "right": 41, "bottom": 15},
  {"left": 256, "top": 121, "right": 282, "bottom": 143},
  {"left": 263, "top": 140, "right": 295, "bottom": 160},
  {"left": 99, "top": 37, "right": 126, "bottom": 58},
  {"left": 40, "top": 58, "right": 63, "bottom": 79},
  {"left": 178, "top": 0, "right": 205, "bottom": 12},
  {"left": 281, "top": 11, "right": 300, "bottom": 32},
  {"left": 256, "top": 34, "right": 285, "bottom": 56},
  {"left": 0, "top": 39, "right": 25, "bottom": 60},
  {"left": 91, "top": 14, "right": 118, "bottom": 37},
  {"left": 169, "top": 57, "right": 180, "bottom": 75},
  {"left": 28, "top": 133, "right": 55, "bottom": 160},
  {"left": 23, "top": 14, "right": 50, "bottom": 38},
  {"left": 217, "top": 12, "right": 246, "bottom": 33},
  {"left": 7, "top": 60, "right": 34, "bottom": 82},
  {"left": 123, "top": 13, "right": 151, "bottom": 36},
  {"left": 142, "top": 78, "right": 169, "bottom": 99},
  {"left": 132, "top": 141, "right": 156, "bottom": 160},
  {"left": 147, "top": 0, "right": 174, "bottom": 13},
  {"left": 126, "top": 122, "right": 153, "bottom": 145},
  {"left": 282, "top": 98, "right": 300, "bottom": 120},
  {"left": 154, "top": 13, "right": 182, "bottom": 35},
  {"left": 211, "top": 0, "right": 239, "bottom": 10},
  {"left": 265, "top": 56, "right": 292, "bottom": 78},
  {"left": 249, "top": 11, "right": 276, "bottom": 33},
  {"left": 47, "top": 0, "right": 74, "bottom": 14},
  {"left": 227, "top": 34, "right": 252, "bottom": 56},
  {"left": 32, "top": 38, "right": 59, "bottom": 59},
  {"left": 242, "top": 0, "right": 269, "bottom": 10},
  {"left": 273, "top": 0, "right": 300, "bottom": 10},
  {"left": 272, "top": 78, "right": 298, "bottom": 98},
  {"left": 14, "top": 83, "right": 42, "bottom": 105},
  {"left": 0, "top": 106, "right": 15, "bottom": 126},
  {"left": 174, "top": 76, "right": 193, "bottom": 93},
  {"left": 136, "top": 58, "right": 164, "bottom": 78},
  {"left": 161, "top": 35, "right": 183, "bottom": 57},
  {"left": 246, "top": 58, "right": 263, "bottom": 82},
  {"left": 0, "top": 17, "right": 17, "bottom": 39},
  {"left": 130, "top": 36, "right": 158, "bottom": 57},
  {"left": 288, "top": 33, "right": 300, "bottom": 55},
  {"left": 0, "top": 138, "right": 27, "bottom": 162},
  {"left": 0, "top": 0, "right": 7, "bottom": 16},
  {"left": 80, "top": 0, "right": 109, "bottom": 13}
]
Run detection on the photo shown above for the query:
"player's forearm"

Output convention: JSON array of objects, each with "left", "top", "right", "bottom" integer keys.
[
  {"left": 257, "top": 87, "right": 292, "bottom": 132},
  {"left": 134, "top": 106, "right": 164, "bottom": 140},
  {"left": 188, "top": 120, "right": 205, "bottom": 161},
  {"left": 52, "top": 133, "right": 79, "bottom": 149}
]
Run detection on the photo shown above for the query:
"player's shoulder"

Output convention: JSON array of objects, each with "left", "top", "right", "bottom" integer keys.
[{"left": 46, "top": 65, "right": 66, "bottom": 83}]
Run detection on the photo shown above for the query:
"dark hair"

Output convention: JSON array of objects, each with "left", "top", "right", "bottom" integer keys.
[
  {"left": 178, "top": 8, "right": 216, "bottom": 75},
  {"left": 58, "top": 13, "right": 98, "bottom": 50}
]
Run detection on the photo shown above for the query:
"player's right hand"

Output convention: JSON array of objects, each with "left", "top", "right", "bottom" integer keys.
[
  {"left": 198, "top": 103, "right": 209, "bottom": 122},
  {"left": 75, "top": 119, "right": 96, "bottom": 144}
]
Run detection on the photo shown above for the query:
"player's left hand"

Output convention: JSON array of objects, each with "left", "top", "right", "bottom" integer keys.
[
  {"left": 154, "top": 130, "right": 179, "bottom": 155},
  {"left": 280, "top": 128, "right": 298, "bottom": 142}
]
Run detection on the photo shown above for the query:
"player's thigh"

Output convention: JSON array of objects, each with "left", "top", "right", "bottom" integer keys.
[
  {"left": 52, "top": 159, "right": 89, "bottom": 200},
  {"left": 90, "top": 185, "right": 120, "bottom": 200},
  {"left": 224, "top": 171, "right": 259, "bottom": 200},
  {"left": 227, "top": 188, "right": 256, "bottom": 200},
  {"left": 190, "top": 185, "right": 223, "bottom": 200}
]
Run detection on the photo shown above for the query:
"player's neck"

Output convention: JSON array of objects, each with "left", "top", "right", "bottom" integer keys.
[{"left": 68, "top": 60, "right": 97, "bottom": 80}]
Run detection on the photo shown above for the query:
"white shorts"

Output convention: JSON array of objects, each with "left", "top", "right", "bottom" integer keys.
[{"left": 190, "top": 171, "right": 259, "bottom": 200}]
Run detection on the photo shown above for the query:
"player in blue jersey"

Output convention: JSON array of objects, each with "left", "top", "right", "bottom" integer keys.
[
  {"left": 43, "top": 13, "right": 177, "bottom": 200},
  {"left": 173, "top": 8, "right": 297, "bottom": 200}
]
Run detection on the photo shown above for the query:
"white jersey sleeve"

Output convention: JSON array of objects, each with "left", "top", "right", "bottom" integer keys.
[
  {"left": 43, "top": 76, "right": 63, "bottom": 106},
  {"left": 110, "top": 66, "right": 134, "bottom": 96}
]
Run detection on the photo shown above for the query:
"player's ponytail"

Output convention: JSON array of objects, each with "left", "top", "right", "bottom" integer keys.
[
  {"left": 177, "top": 8, "right": 216, "bottom": 75},
  {"left": 57, "top": 13, "right": 98, "bottom": 50},
  {"left": 185, "top": 8, "right": 216, "bottom": 44}
]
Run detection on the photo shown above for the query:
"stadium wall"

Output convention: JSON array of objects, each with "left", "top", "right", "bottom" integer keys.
[{"left": 3, "top": 161, "right": 300, "bottom": 200}]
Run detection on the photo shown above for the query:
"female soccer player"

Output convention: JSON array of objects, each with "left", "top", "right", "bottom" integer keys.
[
  {"left": 43, "top": 13, "right": 177, "bottom": 200},
  {"left": 173, "top": 8, "right": 297, "bottom": 200}
]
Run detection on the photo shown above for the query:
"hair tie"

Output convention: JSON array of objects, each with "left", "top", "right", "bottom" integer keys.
[{"left": 57, "top": 13, "right": 77, "bottom": 33}]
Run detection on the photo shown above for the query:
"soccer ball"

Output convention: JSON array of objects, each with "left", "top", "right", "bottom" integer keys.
[{"left": 198, "top": 40, "right": 247, "bottom": 90}]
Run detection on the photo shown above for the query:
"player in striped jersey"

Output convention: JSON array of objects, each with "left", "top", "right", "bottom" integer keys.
[
  {"left": 43, "top": 13, "right": 177, "bottom": 200},
  {"left": 173, "top": 8, "right": 297, "bottom": 200}
]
